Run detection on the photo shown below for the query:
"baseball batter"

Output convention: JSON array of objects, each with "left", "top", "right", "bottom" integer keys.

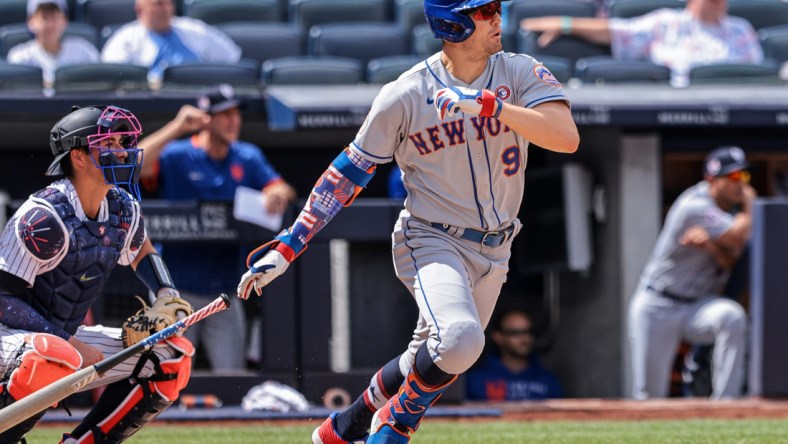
[
  {"left": 628, "top": 146, "right": 753, "bottom": 400},
  {"left": 237, "top": 0, "right": 578, "bottom": 442},
  {"left": 0, "top": 106, "right": 195, "bottom": 443}
]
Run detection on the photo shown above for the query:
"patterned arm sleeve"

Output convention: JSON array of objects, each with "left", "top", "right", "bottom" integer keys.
[{"left": 253, "top": 147, "right": 376, "bottom": 262}]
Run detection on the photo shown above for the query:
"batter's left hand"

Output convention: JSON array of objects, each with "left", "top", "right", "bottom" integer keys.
[
  {"left": 237, "top": 249, "right": 290, "bottom": 300},
  {"left": 434, "top": 86, "right": 501, "bottom": 120}
]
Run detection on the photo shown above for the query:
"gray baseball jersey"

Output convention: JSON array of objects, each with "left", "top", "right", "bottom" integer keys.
[
  {"left": 629, "top": 180, "right": 746, "bottom": 399},
  {"left": 347, "top": 51, "right": 568, "bottom": 377},
  {"left": 639, "top": 181, "right": 734, "bottom": 298},
  {"left": 351, "top": 51, "right": 568, "bottom": 231}
]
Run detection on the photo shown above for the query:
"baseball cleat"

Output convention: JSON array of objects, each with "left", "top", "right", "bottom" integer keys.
[
  {"left": 312, "top": 412, "right": 367, "bottom": 444},
  {"left": 367, "top": 407, "right": 411, "bottom": 443}
]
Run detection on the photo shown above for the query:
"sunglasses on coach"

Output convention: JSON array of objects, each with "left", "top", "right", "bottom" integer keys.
[
  {"left": 464, "top": 1, "right": 502, "bottom": 20},
  {"left": 725, "top": 170, "right": 751, "bottom": 183}
]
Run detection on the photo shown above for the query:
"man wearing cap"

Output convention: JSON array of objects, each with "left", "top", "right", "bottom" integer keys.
[
  {"left": 628, "top": 146, "right": 755, "bottom": 400},
  {"left": 7, "top": 0, "right": 99, "bottom": 88},
  {"left": 139, "top": 84, "right": 295, "bottom": 371}
]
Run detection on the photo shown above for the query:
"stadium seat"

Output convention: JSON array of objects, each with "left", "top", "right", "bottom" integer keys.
[
  {"left": 66, "top": 0, "right": 78, "bottom": 20},
  {"left": 0, "top": 23, "right": 99, "bottom": 57},
  {"left": 53, "top": 63, "right": 148, "bottom": 92},
  {"left": 519, "top": 29, "right": 610, "bottom": 66},
  {"left": 261, "top": 56, "right": 364, "bottom": 85},
  {"left": 289, "top": 0, "right": 388, "bottom": 34},
  {"left": 183, "top": 0, "right": 282, "bottom": 25},
  {"left": 366, "top": 54, "right": 422, "bottom": 84},
  {"left": 575, "top": 56, "right": 671, "bottom": 84},
  {"left": 162, "top": 61, "right": 262, "bottom": 91},
  {"left": 0, "top": 62, "right": 43, "bottom": 91},
  {"left": 309, "top": 23, "right": 410, "bottom": 66},
  {"left": 395, "top": 0, "right": 427, "bottom": 37},
  {"left": 606, "top": 0, "right": 684, "bottom": 19},
  {"left": 76, "top": 0, "right": 136, "bottom": 32},
  {"left": 412, "top": 24, "right": 442, "bottom": 57},
  {"left": 217, "top": 22, "right": 303, "bottom": 65},
  {"left": 0, "top": 0, "right": 27, "bottom": 28},
  {"left": 728, "top": 0, "right": 788, "bottom": 31},
  {"left": 758, "top": 25, "right": 788, "bottom": 65},
  {"left": 689, "top": 62, "right": 782, "bottom": 84},
  {"left": 534, "top": 55, "right": 574, "bottom": 85}
]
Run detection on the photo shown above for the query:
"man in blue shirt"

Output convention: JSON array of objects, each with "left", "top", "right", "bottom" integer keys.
[
  {"left": 139, "top": 84, "right": 295, "bottom": 370},
  {"left": 466, "top": 308, "right": 562, "bottom": 401}
]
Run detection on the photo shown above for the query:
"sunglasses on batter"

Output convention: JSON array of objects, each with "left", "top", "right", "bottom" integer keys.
[
  {"left": 464, "top": 1, "right": 502, "bottom": 20},
  {"left": 725, "top": 170, "right": 751, "bottom": 183}
]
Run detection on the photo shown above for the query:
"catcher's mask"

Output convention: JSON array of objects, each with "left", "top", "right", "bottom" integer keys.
[{"left": 47, "top": 105, "right": 144, "bottom": 200}]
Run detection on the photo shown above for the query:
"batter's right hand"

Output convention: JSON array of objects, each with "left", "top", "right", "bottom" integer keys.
[{"left": 237, "top": 249, "right": 290, "bottom": 300}]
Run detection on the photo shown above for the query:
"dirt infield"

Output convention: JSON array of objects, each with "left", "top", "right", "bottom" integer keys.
[{"left": 479, "top": 397, "right": 788, "bottom": 422}]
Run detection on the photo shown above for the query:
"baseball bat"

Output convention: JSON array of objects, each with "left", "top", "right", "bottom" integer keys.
[{"left": 0, "top": 293, "right": 232, "bottom": 433}]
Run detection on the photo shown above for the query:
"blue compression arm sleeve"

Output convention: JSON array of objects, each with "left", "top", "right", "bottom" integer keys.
[{"left": 0, "top": 294, "right": 71, "bottom": 340}]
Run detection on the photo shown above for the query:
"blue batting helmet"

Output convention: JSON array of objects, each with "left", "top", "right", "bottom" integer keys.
[{"left": 423, "top": 0, "right": 508, "bottom": 43}]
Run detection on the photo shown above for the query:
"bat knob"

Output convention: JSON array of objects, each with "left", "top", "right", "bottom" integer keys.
[{"left": 219, "top": 293, "right": 232, "bottom": 308}]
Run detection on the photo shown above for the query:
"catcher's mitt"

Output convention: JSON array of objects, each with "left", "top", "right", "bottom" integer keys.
[{"left": 121, "top": 294, "right": 194, "bottom": 348}]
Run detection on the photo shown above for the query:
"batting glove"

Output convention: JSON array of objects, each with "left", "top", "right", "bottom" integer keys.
[
  {"left": 434, "top": 86, "right": 502, "bottom": 120},
  {"left": 237, "top": 229, "right": 306, "bottom": 300}
]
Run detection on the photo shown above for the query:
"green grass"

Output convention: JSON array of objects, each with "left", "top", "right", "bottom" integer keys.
[{"left": 26, "top": 418, "right": 788, "bottom": 443}]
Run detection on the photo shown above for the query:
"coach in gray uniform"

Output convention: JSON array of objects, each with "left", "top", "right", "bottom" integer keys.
[{"left": 629, "top": 146, "right": 754, "bottom": 400}]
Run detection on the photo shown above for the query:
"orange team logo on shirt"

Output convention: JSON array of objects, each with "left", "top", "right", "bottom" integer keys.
[
  {"left": 485, "top": 381, "right": 507, "bottom": 401},
  {"left": 534, "top": 64, "right": 561, "bottom": 86},
  {"left": 230, "top": 164, "right": 244, "bottom": 181}
]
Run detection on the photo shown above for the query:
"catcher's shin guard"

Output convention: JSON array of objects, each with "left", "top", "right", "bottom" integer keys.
[
  {"left": 65, "top": 378, "right": 173, "bottom": 443},
  {"left": 67, "top": 337, "right": 194, "bottom": 443},
  {"left": 0, "top": 334, "right": 82, "bottom": 444}
]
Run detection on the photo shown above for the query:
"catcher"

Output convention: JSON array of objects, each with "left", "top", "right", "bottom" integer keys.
[{"left": 0, "top": 105, "right": 195, "bottom": 443}]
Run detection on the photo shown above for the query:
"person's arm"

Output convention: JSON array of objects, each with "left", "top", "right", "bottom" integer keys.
[
  {"left": 714, "top": 184, "right": 756, "bottom": 259},
  {"left": 498, "top": 100, "right": 579, "bottom": 153},
  {"left": 237, "top": 147, "right": 376, "bottom": 299},
  {"left": 0, "top": 272, "right": 70, "bottom": 339},
  {"left": 138, "top": 105, "right": 209, "bottom": 181},
  {"left": 679, "top": 226, "right": 738, "bottom": 270},
  {"left": 434, "top": 91, "right": 579, "bottom": 153},
  {"left": 520, "top": 16, "right": 612, "bottom": 48}
]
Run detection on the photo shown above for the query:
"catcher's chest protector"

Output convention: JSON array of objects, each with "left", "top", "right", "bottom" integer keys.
[{"left": 23, "top": 187, "right": 130, "bottom": 335}]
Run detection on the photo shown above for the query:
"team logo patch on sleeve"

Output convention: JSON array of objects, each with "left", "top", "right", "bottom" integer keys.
[
  {"left": 533, "top": 64, "right": 561, "bottom": 86},
  {"left": 494, "top": 85, "right": 511, "bottom": 101},
  {"left": 17, "top": 206, "right": 65, "bottom": 260}
]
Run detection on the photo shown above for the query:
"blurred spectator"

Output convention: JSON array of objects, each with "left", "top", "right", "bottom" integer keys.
[
  {"left": 101, "top": 0, "right": 241, "bottom": 86},
  {"left": 521, "top": 0, "right": 764, "bottom": 87},
  {"left": 7, "top": 0, "right": 99, "bottom": 88},
  {"left": 466, "top": 308, "right": 562, "bottom": 401},
  {"left": 628, "top": 146, "right": 753, "bottom": 400},
  {"left": 139, "top": 84, "right": 295, "bottom": 371}
]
